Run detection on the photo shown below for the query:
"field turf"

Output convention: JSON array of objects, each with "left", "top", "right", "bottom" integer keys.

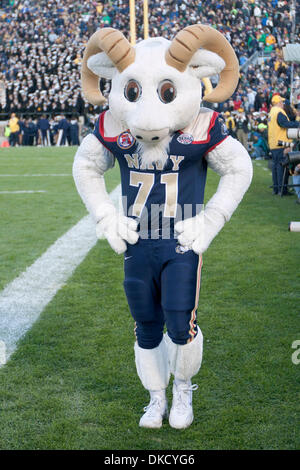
[{"left": 0, "top": 146, "right": 299, "bottom": 450}]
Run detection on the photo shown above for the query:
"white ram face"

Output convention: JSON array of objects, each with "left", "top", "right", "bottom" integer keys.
[{"left": 87, "top": 37, "right": 225, "bottom": 144}]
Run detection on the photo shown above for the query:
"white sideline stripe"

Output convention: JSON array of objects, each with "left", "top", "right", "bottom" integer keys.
[
  {"left": 254, "top": 161, "right": 271, "bottom": 172},
  {"left": 0, "top": 174, "right": 71, "bottom": 177},
  {"left": 0, "top": 190, "right": 47, "bottom": 194},
  {"left": 0, "top": 184, "right": 121, "bottom": 365}
]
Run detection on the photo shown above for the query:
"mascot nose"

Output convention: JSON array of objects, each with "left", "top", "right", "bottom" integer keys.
[{"left": 131, "top": 127, "right": 169, "bottom": 143}]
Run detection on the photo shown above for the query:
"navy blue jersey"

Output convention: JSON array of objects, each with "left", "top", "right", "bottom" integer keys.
[
  {"left": 93, "top": 108, "right": 228, "bottom": 238},
  {"left": 37, "top": 118, "right": 50, "bottom": 131}
]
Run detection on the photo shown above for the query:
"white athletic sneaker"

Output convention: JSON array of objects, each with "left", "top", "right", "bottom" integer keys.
[
  {"left": 139, "top": 395, "right": 168, "bottom": 429},
  {"left": 169, "top": 381, "right": 198, "bottom": 429}
]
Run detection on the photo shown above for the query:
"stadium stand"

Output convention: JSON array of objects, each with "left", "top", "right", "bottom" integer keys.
[{"left": 0, "top": 0, "right": 299, "bottom": 147}]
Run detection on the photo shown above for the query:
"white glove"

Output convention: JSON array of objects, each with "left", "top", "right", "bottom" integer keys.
[
  {"left": 174, "top": 208, "right": 225, "bottom": 255},
  {"left": 96, "top": 204, "right": 139, "bottom": 254}
]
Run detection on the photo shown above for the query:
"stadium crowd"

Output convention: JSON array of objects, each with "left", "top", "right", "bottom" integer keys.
[
  {"left": 0, "top": 6, "right": 299, "bottom": 153},
  {"left": 5, "top": 113, "right": 80, "bottom": 147},
  {"left": 0, "top": 0, "right": 299, "bottom": 201},
  {"left": 0, "top": 0, "right": 298, "bottom": 119}
]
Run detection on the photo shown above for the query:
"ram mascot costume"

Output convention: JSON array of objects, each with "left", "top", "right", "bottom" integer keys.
[{"left": 73, "top": 25, "right": 252, "bottom": 429}]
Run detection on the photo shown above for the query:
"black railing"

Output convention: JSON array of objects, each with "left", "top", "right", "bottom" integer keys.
[{"left": 0, "top": 111, "right": 85, "bottom": 120}]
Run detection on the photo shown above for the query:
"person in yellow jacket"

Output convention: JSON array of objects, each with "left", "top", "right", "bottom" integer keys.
[
  {"left": 8, "top": 113, "right": 20, "bottom": 147},
  {"left": 224, "top": 111, "right": 237, "bottom": 138},
  {"left": 268, "top": 95, "right": 300, "bottom": 195}
]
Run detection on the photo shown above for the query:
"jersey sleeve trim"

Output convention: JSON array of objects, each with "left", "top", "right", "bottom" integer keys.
[
  {"left": 178, "top": 111, "right": 219, "bottom": 145},
  {"left": 193, "top": 111, "right": 219, "bottom": 145},
  {"left": 98, "top": 111, "right": 119, "bottom": 142}
]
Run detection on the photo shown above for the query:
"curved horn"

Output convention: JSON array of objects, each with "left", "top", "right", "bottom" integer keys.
[
  {"left": 81, "top": 28, "right": 135, "bottom": 105},
  {"left": 165, "top": 24, "right": 239, "bottom": 103}
]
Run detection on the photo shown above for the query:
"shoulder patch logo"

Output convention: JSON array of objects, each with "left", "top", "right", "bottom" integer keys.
[
  {"left": 175, "top": 244, "right": 190, "bottom": 254},
  {"left": 177, "top": 133, "right": 194, "bottom": 145},
  {"left": 218, "top": 117, "right": 228, "bottom": 136},
  {"left": 117, "top": 132, "right": 135, "bottom": 149}
]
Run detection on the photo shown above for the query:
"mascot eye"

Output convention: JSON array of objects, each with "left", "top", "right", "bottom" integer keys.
[
  {"left": 157, "top": 80, "right": 176, "bottom": 103},
  {"left": 124, "top": 80, "right": 142, "bottom": 102}
]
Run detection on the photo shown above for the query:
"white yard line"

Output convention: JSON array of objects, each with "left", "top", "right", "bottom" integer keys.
[
  {"left": 0, "top": 190, "right": 47, "bottom": 194},
  {"left": 254, "top": 161, "right": 271, "bottom": 172},
  {"left": 0, "top": 184, "right": 121, "bottom": 365},
  {"left": 0, "top": 174, "right": 71, "bottom": 177}
]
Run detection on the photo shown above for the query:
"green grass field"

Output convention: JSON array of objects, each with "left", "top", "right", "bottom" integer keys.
[{"left": 0, "top": 146, "right": 299, "bottom": 450}]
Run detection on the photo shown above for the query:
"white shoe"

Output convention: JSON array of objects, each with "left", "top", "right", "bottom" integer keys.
[
  {"left": 169, "top": 381, "right": 198, "bottom": 429},
  {"left": 139, "top": 395, "right": 168, "bottom": 429}
]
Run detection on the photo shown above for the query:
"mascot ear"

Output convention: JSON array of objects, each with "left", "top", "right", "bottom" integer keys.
[
  {"left": 81, "top": 28, "right": 135, "bottom": 105},
  {"left": 87, "top": 52, "right": 117, "bottom": 80},
  {"left": 188, "top": 50, "right": 226, "bottom": 79},
  {"left": 165, "top": 24, "right": 239, "bottom": 103}
]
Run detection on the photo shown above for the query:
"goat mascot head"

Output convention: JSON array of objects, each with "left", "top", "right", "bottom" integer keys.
[{"left": 81, "top": 25, "right": 239, "bottom": 167}]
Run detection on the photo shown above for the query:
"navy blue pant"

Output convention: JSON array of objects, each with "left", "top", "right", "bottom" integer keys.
[
  {"left": 123, "top": 238, "right": 202, "bottom": 349},
  {"left": 9, "top": 131, "right": 19, "bottom": 147},
  {"left": 41, "top": 130, "right": 49, "bottom": 145},
  {"left": 271, "top": 148, "right": 288, "bottom": 194}
]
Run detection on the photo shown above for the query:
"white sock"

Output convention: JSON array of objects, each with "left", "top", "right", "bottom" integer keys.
[
  {"left": 174, "top": 378, "right": 191, "bottom": 387},
  {"left": 150, "top": 390, "right": 166, "bottom": 400}
]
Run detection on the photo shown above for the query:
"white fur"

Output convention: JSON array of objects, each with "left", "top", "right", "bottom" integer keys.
[
  {"left": 188, "top": 49, "right": 225, "bottom": 79},
  {"left": 134, "top": 338, "right": 170, "bottom": 391},
  {"left": 137, "top": 135, "right": 171, "bottom": 169},
  {"left": 87, "top": 52, "right": 116, "bottom": 80},
  {"left": 175, "top": 208, "right": 225, "bottom": 255},
  {"left": 73, "top": 134, "right": 139, "bottom": 253},
  {"left": 73, "top": 134, "right": 115, "bottom": 221},
  {"left": 205, "top": 136, "right": 253, "bottom": 220},
  {"left": 96, "top": 211, "right": 138, "bottom": 254},
  {"left": 73, "top": 133, "right": 114, "bottom": 174},
  {"left": 164, "top": 328, "right": 203, "bottom": 381}
]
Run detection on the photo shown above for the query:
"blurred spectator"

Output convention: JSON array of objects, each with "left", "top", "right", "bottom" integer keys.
[
  {"left": 224, "top": 110, "right": 237, "bottom": 138},
  {"left": 0, "top": 73, "right": 6, "bottom": 108},
  {"left": 293, "top": 163, "right": 300, "bottom": 204},
  {"left": 251, "top": 123, "right": 269, "bottom": 159},
  {"left": 235, "top": 108, "right": 249, "bottom": 150},
  {"left": 37, "top": 115, "right": 51, "bottom": 146},
  {"left": 21, "top": 117, "right": 38, "bottom": 146},
  {"left": 70, "top": 116, "right": 80, "bottom": 145},
  {"left": 268, "top": 94, "right": 300, "bottom": 195},
  {"left": 57, "top": 115, "right": 70, "bottom": 146},
  {"left": 8, "top": 112, "right": 20, "bottom": 146}
]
